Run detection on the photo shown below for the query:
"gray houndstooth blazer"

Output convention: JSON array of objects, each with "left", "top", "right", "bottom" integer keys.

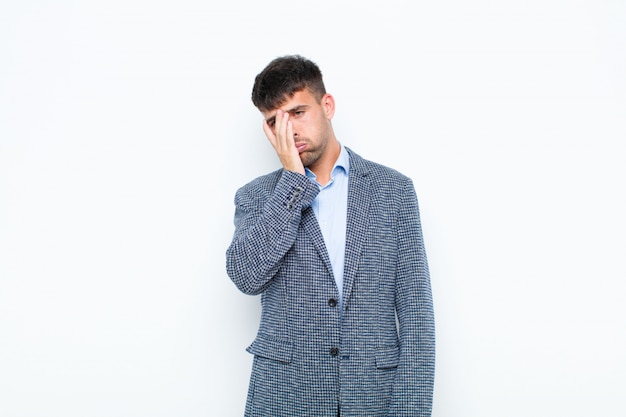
[{"left": 226, "top": 148, "right": 435, "bottom": 416}]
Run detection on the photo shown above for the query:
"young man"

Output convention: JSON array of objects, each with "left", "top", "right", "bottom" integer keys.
[{"left": 226, "top": 55, "right": 435, "bottom": 417}]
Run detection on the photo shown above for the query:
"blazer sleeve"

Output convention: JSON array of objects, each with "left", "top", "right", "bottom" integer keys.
[
  {"left": 388, "top": 178, "right": 435, "bottom": 416},
  {"left": 226, "top": 170, "right": 319, "bottom": 295}
]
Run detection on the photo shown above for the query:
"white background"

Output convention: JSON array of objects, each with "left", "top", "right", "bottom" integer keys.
[{"left": 1, "top": 1, "right": 625, "bottom": 416}]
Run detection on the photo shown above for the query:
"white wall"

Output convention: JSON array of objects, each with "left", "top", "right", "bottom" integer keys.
[{"left": 1, "top": 1, "right": 624, "bottom": 416}]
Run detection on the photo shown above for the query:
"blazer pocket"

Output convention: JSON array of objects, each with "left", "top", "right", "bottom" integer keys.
[
  {"left": 246, "top": 334, "right": 294, "bottom": 364},
  {"left": 375, "top": 345, "right": 400, "bottom": 369}
]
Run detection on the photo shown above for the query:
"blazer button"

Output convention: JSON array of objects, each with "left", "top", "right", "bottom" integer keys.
[
  {"left": 329, "top": 347, "right": 339, "bottom": 357},
  {"left": 328, "top": 298, "right": 337, "bottom": 307}
]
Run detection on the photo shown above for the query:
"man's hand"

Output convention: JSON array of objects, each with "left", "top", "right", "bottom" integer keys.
[{"left": 263, "top": 110, "right": 305, "bottom": 175}]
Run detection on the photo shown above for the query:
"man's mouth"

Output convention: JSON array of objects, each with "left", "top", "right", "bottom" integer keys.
[{"left": 295, "top": 143, "right": 307, "bottom": 153}]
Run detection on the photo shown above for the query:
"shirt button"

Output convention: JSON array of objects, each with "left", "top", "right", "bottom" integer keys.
[
  {"left": 328, "top": 298, "right": 337, "bottom": 307},
  {"left": 330, "top": 347, "right": 339, "bottom": 357}
]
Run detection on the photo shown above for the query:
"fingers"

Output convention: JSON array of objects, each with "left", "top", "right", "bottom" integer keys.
[
  {"left": 275, "top": 110, "right": 293, "bottom": 150},
  {"left": 262, "top": 118, "right": 276, "bottom": 146},
  {"left": 286, "top": 117, "right": 294, "bottom": 148},
  {"left": 263, "top": 110, "right": 291, "bottom": 152},
  {"left": 262, "top": 110, "right": 304, "bottom": 174}
]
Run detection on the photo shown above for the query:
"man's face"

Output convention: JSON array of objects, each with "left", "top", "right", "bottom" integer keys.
[{"left": 261, "top": 89, "right": 335, "bottom": 169}]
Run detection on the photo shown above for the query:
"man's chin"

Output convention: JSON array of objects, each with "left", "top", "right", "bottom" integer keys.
[{"left": 300, "top": 149, "right": 321, "bottom": 169}]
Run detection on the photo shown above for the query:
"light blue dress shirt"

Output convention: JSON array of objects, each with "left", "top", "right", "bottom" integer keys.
[{"left": 305, "top": 144, "right": 350, "bottom": 305}]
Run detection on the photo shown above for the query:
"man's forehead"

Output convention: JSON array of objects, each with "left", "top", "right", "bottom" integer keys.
[{"left": 262, "top": 92, "right": 312, "bottom": 118}]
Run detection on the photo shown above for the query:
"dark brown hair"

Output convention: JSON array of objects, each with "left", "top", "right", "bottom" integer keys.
[{"left": 251, "top": 55, "right": 326, "bottom": 112}]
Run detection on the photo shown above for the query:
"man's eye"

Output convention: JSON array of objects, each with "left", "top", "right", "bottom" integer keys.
[{"left": 293, "top": 111, "right": 304, "bottom": 117}]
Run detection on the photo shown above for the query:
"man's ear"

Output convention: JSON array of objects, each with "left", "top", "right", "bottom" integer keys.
[{"left": 322, "top": 93, "right": 336, "bottom": 119}]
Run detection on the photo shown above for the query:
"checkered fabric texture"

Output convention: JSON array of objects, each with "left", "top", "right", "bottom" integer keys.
[{"left": 226, "top": 148, "right": 435, "bottom": 417}]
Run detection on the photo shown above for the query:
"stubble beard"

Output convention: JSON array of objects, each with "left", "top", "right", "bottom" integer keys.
[
  {"left": 299, "top": 126, "right": 331, "bottom": 168},
  {"left": 300, "top": 139, "right": 327, "bottom": 169}
]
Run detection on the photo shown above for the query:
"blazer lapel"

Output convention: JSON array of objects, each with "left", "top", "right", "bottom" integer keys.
[
  {"left": 301, "top": 206, "right": 335, "bottom": 280},
  {"left": 342, "top": 151, "right": 371, "bottom": 307}
]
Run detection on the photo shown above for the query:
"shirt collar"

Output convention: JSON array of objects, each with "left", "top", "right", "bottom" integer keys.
[{"left": 335, "top": 143, "right": 350, "bottom": 175}]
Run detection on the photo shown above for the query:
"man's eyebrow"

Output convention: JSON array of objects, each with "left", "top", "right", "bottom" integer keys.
[
  {"left": 265, "top": 105, "right": 309, "bottom": 125},
  {"left": 286, "top": 104, "right": 309, "bottom": 114}
]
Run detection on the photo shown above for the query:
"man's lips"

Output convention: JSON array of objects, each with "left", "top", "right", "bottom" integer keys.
[{"left": 295, "top": 143, "right": 307, "bottom": 153}]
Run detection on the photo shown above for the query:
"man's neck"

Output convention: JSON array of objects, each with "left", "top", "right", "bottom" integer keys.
[{"left": 308, "top": 140, "right": 341, "bottom": 186}]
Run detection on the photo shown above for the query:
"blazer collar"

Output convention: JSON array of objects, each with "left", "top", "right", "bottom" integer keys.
[
  {"left": 301, "top": 206, "right": 334, "bottom": 279},
  {"left": 342, "top": 148, "right": 371, "bottom": 307}
]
